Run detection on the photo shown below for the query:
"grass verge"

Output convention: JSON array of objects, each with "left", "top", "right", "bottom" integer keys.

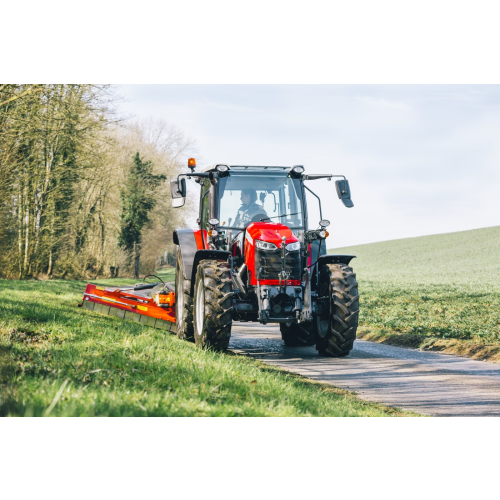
[
  {"left": 0, "top": 271, "right": 415, "bottom": 417},
  {"left": 358, "top": 326, "right": 500, "bottom": 363}
]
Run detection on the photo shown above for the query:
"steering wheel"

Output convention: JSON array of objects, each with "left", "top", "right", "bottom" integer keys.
[{"left": 250, "top": 213, "right": 268, "bottom": 223}]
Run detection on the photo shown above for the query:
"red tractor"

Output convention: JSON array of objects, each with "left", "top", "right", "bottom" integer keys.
[{"left": 170, "top": 160, "right": 358, "bottom": 357}]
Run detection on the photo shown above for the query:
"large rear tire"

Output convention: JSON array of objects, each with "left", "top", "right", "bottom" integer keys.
[
  {"left": 315, "top": 263, "right": 359, "bottom": 357},
  {"left": 280, "top": 323, "right": 316, "bottom": 347},
  {"left": 193, "top": 260, "right": 233, "bottom": 351},
  {"left": 175, "top": 249, "right": 194, "bottom": 342}
]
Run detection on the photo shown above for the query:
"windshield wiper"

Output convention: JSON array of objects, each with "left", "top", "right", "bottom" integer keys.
[{"left": 260, "top": 212, "right": 302, "bottom": 221}]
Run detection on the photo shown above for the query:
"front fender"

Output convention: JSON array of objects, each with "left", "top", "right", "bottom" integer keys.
[
  {"left": 311, "top": 254, "right": 356, "bottom": 286},
  {"left": 317, "top": 254, "right": 356, "bottom": 266}
]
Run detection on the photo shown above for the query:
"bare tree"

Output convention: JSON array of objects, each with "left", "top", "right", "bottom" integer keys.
[{"left": 0, "top": 85, "right": 195, "bottom": 280}]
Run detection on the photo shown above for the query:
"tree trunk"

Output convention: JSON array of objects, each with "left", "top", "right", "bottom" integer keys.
[
  {"left": 134, "top": 242, "right": 140, "bottom": 279},
  {"left": 48, "top": 249, "right": 53, "bottom": 278},
  {"left": 23, "top": 189, "right": 30, "bottom": 278},
  {"left": 47, "top": 215, "right": 55, "bottom": 278},
  {"left": 17, "top": 182, "right": 23, "bottom": 278}
]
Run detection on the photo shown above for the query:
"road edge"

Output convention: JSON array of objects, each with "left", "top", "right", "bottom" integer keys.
[{"left": 357, "top": 327, "right": 500, "bottom": 365}]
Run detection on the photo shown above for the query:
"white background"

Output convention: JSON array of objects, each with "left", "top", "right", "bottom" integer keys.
[{"left": 3, "top": 0, "right": 500, "bottom": 497}]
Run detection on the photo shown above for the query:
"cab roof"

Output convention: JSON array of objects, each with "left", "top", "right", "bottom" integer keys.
[{"left": 201, "top": 164, "right": 293, "bottom": 173}]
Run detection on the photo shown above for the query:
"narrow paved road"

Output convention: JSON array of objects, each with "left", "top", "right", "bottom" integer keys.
[{"left": 229, "top": 323, "right": 500, "bottom": 416}]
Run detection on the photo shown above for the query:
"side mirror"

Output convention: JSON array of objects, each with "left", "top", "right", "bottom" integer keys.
[
  {"left": 170, "top": 178, "right": 186, "bottom": 208},
  {"left": 335, "top": 179, "right": 354, "bottom": 208}
]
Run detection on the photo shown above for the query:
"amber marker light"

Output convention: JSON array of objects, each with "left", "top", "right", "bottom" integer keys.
[{"left": 188, "top": 158, "right": 196, "bottom": 168}]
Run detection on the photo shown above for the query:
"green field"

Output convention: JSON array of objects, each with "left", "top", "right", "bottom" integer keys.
[
  {"left": 0, "top": 269, "right": 413, "bottom": 417},
  {"left": 330, "top": 226, "right": 500, "bottom": 353}
]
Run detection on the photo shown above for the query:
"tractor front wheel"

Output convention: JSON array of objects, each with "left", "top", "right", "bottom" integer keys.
[
  {"left": 175, "top": 249, "right": 194, "bottom": 342},
  {"left": 280, "top": 323, "right": 316, "bottom": 347},
  {"left": 315, "top": 263, "right": 359, "bottom": 357},
  {"left": 193, "top": 260, "right": 233, "bottom": 351}
]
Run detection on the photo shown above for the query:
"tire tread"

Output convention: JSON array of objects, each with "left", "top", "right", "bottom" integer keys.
[
  {"left": 194, "top": 260, "right": 233, "bottom": 351},
  {"left": 316, "top": 263, "right": 359, "bottom": 357},
  {"left": 280, "top": 322, "right": 316, "bottom": 347},
  {"left": 175, "top": 249, "right": 194, "bottom": 341}
]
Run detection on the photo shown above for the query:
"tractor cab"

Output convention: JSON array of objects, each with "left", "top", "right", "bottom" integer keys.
[
  {"left": 198, "top": 166, "right": 306, "bottom": 252},
  {"left": 215, "top": 166, "right": 305, "bottom": 231}
]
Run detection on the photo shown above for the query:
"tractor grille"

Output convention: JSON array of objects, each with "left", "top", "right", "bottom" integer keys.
[{"left": 255, "top": 249, "right": 301, "bottom": 281}]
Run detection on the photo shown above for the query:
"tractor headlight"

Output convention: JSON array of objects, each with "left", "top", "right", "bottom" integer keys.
[
  {"left": 256, "top": 240, "right": 278, "bottom": 251},
  {"left": 285, "top": 242, "right": 300, "bottom": 252},
  {"left": 208, "top": 218, "right": 219, "bottom": 226}
]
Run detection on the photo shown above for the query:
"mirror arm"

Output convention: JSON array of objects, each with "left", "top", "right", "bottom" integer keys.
[
  {"left": 175, "top": 172, "right": 210, "bottom": 194},
  {"left": 303, "top": 174, "right": 348, "bottom": 194},
  {"left": 304, "top": 185, "right": 323, "bottom": 221}
]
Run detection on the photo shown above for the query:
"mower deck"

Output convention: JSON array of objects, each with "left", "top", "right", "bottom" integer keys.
[{"left": 80, "top": 282, "right": 176, "bottom": 332}]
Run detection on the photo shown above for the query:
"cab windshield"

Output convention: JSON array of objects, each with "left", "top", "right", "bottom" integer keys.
[{"left": 218, "top": 172, "right": 304, "bottom": 230}]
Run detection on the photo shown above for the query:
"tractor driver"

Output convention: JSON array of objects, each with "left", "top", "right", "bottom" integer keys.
[{"left": 233, "top": 188, "right": 268, "bottom": 228}]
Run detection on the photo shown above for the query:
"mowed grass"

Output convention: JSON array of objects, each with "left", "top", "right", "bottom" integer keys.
[
  {"left": 330, "top": 226, "right": 500, "bottom": 351},
  {"left": 0, "top": 269, "right": 410, "bottom": 417}
]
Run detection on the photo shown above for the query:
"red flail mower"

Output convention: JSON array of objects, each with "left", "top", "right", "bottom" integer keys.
[{"left": 79, "top": 278, "right": 176, "bottom": 332}]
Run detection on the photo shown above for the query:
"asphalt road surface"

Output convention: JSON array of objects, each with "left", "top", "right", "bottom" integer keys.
[{"left": 229, "top": 323, "right": 500, "bottom": 416}]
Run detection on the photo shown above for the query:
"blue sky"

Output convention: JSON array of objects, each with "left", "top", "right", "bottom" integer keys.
[{"left": 117, "top": 85, "right": 500, "bottom": 248}]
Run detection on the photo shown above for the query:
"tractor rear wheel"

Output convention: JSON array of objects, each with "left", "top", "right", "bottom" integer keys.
[
  {"left": 280, "top": 323, "right": 315, "bottom": 347},
  {"left": 175, "top": 249, "right": 194, "bottom": 342},
  {"left": 315, "top": 263, "right": 359, "bottom": 357},
  {"left": 193, "top": 259, "right": 233, "bottom": 351}
]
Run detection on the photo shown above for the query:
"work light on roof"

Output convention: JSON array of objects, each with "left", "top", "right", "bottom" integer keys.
[
  {"left": 216, "top": 164, "right": 230, "bottom": 176},
  {"left": 291, "top": 165, "right": 305, "bottom": 177}
]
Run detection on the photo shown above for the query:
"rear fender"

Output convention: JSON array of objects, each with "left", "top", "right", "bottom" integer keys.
[
  {"left": 173, "top": 229, "right": 205, "bottom": 280},
  {"left": 190, "top": 250, "right": 231, "bottom": 295}
]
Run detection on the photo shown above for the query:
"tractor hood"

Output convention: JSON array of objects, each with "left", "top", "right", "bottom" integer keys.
[{"left": 246, "top": 222, "right": 299, "bottom": 247}]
